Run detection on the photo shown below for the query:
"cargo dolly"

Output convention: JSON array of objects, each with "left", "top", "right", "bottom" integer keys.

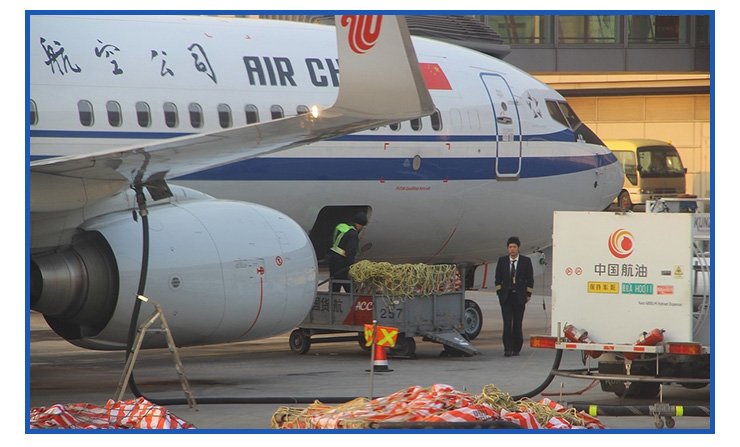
[{"left": 289, "top": 278, "right": 482, "bottom": 357}]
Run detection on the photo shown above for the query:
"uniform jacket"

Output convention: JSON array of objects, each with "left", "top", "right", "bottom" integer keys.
[{"left": 494, "top": 254, "right": 534, "bottom": 305}]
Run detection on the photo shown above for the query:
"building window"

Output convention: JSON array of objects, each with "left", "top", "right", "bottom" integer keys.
[
  {"left": 218, "top": 103, "right": 232, "bottom": 128},
  {"left": 106, "top": 101, "right": 122, "bottom": 127},
  {"left": 695, "top": 16, "right": 710, "bottom": 45},
  {"left": 270, "top": 105, "right": 284, "bottom": 120},
  {"left": 628, "top": 15, "right": 690, "bottom": 44},
  {"left": 30, "top": 99, "right": 38, "bottom": 125},
  {"left": 430, "top": 109, "right": 442, "bottom": 131},
  {"left": 78, "top": 100, "right": 94, "bottom": 127},
  {"left": 189, "top": 103, "right": 203, "bottom": 128},
  {"left": 136, "top": 102, "right": 151, "bottom": 127},
  {"left": 163, "top": 102, "right": 179, "bottom": 128},
  {"left": 487, "top": 15, "right": 554, "bottom": 44},
  {"left": 245, "top": 105, "right": 259, "bottom": 124},
  {"left": 558, "top": 15, "right": 620, "bottom": 44}
]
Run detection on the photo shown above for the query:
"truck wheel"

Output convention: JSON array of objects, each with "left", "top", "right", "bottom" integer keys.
[
  {"left": 289, "top": 329, "right": 311, "bottom": 355},
  {"left": 618, "top": 191, "right": 633, "bottom": 210},
  {"left": 604, "top": 380, "right": 660, "bottom": 399},
  {"left": 463, "top": 300, "right": 483, "bottom": 340}
]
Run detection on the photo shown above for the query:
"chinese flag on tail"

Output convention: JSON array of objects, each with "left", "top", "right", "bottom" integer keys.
[{"left": 419, "top": 63, "right": 452, "bottom": 90}]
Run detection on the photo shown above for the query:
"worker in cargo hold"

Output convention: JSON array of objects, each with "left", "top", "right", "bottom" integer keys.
[
  {"left": 329, "top": 212, "right": 368, "bottom": 292},
  {"left": 494, "top": 236, "right": 534, "bottom": 357}
]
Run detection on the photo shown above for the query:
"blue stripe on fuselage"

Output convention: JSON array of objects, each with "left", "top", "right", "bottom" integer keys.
[
  {"left": 30, "top": 128, "right": 617, "bottom": 181},
  {"left": 174, "top": 154, "right": 617, "bottom": 182}
]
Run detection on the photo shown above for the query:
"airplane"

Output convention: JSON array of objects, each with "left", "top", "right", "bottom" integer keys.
[{"left": 29, "top": 14, "right": 624, "bottom": 352}]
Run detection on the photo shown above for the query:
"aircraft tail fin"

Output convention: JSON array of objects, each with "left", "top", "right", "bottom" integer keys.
[{"left": 332, "top": 15, "right": 434, "bottom": 120}]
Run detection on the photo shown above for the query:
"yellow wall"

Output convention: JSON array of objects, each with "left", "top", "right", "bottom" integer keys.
[
  {"left": 566, "top": 94, "right": 711, "bottom": 197},
  {"left": 536, "top": 73, "right": 711, "bottom": 198}
]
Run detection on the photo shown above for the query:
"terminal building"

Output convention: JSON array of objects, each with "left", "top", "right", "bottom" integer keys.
[{"left": 254, "top": 14, "right": 712, "bottom": 197}]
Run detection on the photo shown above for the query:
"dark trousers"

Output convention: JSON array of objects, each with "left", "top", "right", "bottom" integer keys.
[
  {"left": 329, "top": 254, "right": 351, "bottom": 293},
  {"left": 500, "top": 292, "right": 526, "bottom": 353}
]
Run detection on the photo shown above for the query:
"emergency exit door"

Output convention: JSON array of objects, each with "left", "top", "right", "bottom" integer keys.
[{"left": 481, "top": 73, "right": 522, "bottom": 179}]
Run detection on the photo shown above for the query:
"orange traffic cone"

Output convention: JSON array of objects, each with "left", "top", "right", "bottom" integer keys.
[{"left": 368, "top": 343, "right": 393, "bottom": 372}]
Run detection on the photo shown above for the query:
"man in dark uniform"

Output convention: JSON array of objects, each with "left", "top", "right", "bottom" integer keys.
[
  {"left": 494, "top": 236, "right": 534, "bottom": 357},
  {"left": 329, "top": 212, "right": 368, "bottom": 292}
]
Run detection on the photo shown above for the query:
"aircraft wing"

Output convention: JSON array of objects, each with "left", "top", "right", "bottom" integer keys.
[{"left": 30, "top": 15, "right": 434, "bottom": 213}]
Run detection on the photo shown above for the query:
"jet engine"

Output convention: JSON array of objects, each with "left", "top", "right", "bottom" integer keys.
[{"left": 30, "top": 198, "right": 317, "bottom": 350}]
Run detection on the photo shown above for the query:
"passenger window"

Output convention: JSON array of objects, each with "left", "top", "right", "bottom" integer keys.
[
  {"left": 189, "top": 103, "right": 203, "bottom": 128},
  {"left": 163, "top": 102, "right": 179, "bottom": 128},
  {"left": 245, "top": 104, "right": 259, "bottom": 124},
  {"left": 106, "top": 101, "right": 122, "bottom": 127},
  {"left": 30, "top": 99, "right": 37, "bottom": 125},
  {"left": 296, "top": 105, "right": 309, "bottom": 115},
  {"left": 410, "top": 118, "right": 422, "bottom": 131},
  {"left": 389, "top": 122, "right": 401, "bottom": 131},
  {"left": 78, "top": 100, "right": 94, "bottom": 127},
  {"left": 430, "top": 109, "right": 442, "bottom": 131},
  {"left": 270, "top": 105, "right": 284, "bottom": 120},
  {"left": 136, "top": 102, "right": 151, "bottom": 127},
  {"left": 217, "top": 103, "right": 232, "bottom": 128}
]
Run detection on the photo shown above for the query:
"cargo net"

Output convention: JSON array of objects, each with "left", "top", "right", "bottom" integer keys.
[
  {"left": 349, "top": 261, "right": 459, "bottom": 304},
  {"left": 30, "top": 397, "right": 196, "bottom": 429},
  {"left": 271, "top": 383, "right": 607, "bottom": 429}
]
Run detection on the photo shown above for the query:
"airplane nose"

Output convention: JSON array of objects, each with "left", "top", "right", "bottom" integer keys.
[{"left": 601, "top": 152, "right": 625, "bottom": 204}]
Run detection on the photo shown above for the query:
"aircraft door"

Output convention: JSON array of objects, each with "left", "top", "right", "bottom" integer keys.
[{"left": 481, "top": 74, "right": 522, "bottom": 179}]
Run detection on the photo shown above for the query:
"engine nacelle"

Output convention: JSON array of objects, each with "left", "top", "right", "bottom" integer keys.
[{"left": 31, "top": 199, "right": 317, "bottom": 350}]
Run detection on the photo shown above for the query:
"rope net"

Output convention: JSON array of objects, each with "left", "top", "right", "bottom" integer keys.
[
  {"left": 349, "top": 260, "right": 458, "bottom": 302},
  {"left": 272, "top": 383, "right": 607, "bottom": 429}
]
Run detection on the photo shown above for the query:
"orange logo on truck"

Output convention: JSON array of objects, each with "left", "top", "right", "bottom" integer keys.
[{"left": 608, "top": 228, "right": 634, "bottom": 259}]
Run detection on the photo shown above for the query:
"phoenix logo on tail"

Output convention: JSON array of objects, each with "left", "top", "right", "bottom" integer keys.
[{"left": 341, "top": 15, "right": 383, "bottom": 54}]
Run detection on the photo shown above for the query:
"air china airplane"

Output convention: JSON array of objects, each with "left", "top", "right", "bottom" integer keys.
[{"left": 29, "top": 14, "right": 623, "bottom": 351}]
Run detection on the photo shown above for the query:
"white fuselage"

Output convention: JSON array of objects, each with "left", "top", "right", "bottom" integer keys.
[{"left": 30, "top": 15, "right": 623, "bottom": 265}]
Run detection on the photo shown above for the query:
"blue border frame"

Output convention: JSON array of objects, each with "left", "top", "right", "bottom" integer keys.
[{"left": 26, "top": 9, "right": 715, "bottom": 435}]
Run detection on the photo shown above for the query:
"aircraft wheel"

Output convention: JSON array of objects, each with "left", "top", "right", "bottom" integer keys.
[
  {"left": 289, "top": 329, "right": 311, "bottom": 355},
  {"left": 463, "top": 299, "right": 483, "bottom": 340}
]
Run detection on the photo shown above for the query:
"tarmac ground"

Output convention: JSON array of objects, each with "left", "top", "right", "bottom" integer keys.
[{"left": 29, "top": 277, "right": 712, "bottom": 433}]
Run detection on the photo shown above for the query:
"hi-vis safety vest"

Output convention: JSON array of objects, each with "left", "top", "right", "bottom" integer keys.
[{"left": 330, "top": 223, "right": 355, "bottom": 257}]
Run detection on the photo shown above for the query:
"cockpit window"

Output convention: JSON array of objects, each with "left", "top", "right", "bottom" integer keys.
[
  {"left": 546, "top": 99, "right": 604, "bottom": 146},
  {"left": 558, "top": 102, "right": 582, "bottom": 129},
  {"left": 546, "top": 100, "right": 569, "bottom": 128},
  {"left": 546, "top": 100, "right": 582, "bottom": 130}
]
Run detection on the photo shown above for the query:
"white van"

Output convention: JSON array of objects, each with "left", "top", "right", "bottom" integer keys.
[{"left": 604, "top": 139, "right": 686, "bottom": 209}]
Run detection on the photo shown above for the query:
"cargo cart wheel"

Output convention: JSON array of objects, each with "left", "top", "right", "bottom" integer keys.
[
  {"left": 389, "top": 336, "right": 416, "bottom": 357},
  {"left": 358, "top": 332, "right": 371, "bottom": 351},
  {"left": 289, "top": 329, "right": 311, "bottom": 355},
  {"left": 463, "top": 300, "right": 483, "bottom": 340}
]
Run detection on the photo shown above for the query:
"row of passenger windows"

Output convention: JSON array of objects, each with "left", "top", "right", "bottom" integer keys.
[{"left": 29, "top": 99, "right": 444, "bottom": 132}]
